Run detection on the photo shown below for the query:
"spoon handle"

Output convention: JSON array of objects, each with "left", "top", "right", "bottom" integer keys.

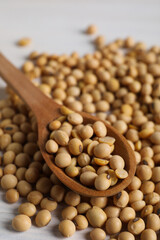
[{"left": 0, "top": 53, "right": 59, "bottom": 118}]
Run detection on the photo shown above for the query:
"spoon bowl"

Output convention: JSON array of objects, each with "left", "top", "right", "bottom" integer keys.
[{"left": 0, "top": 53, "right": 136, "bottom": 197}]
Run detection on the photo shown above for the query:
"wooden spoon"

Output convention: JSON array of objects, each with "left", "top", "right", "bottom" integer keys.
[{"left": 0, "top": 53, "right": 136, "bottom": 197}]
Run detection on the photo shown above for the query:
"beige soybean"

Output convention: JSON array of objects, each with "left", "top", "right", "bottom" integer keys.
[
  {"left": 6, "top": 142, "right": 23, "bottom": 154},
  {"left": 86, "top": 206, "right": 107, "bottom": 227},
  {"left": 79, "top": 125, "right": 93, "bottom": 139},
  {"left": 118, "top": 232, "right": 135, "bottom": 240},
  {"left": 0, "top": 134, "right": 12, "bottom": 150},
  {"left": 113, "top": 120, "right": 127, "bottom": 134},
  {"left": 52, "top": 130, "right": 69, "bottom": 146},
  {"left": 3, "top": 151, "right": 15, "bottom": 165},
  {"left": 25, "top": 167, "right": 39, "bottom": 183},
  {"left": 113, "top": 191, "right": 129, "bottom": 208},
  {"left": 50, "top": 185, "right": 66, "bottom": 202},
  {"left": 152, "top": 167, "right": 160, "bottom": 182},
  {"left": 90, "top": 228, "right": 106, "bottom": 240},
  {"left": 17, "top": 180, "right": 32, "bottom": 196},
  {"left": 141, "top": 157, "right": 154, "bottom": 168},
  {"left": 49, "top": 120, "right": 61, "bottom": 130},
  {"left": 105, "top": 217, "right": 122, "bottom": 234},
  {"left": 126, "top": 129, "right": 139, "bottom": 142},
  {"left": 150, "top": 132, "right": 160, "bottom": 144},
  {"left": 1, "top": 174, "right": 18, "bottom": 190},
  {"left": 87, "top": 140, "right": 99, "bottom": 156},
  {"left": 94, "top": 173, "right": 111, "bottom": 190},
  {"left": 115, "top": 169, "right": 128, "bottom": 179},
  {"left": 97, "top": 166, "right": 110, "bottom": 175},
  {"left": 36, "top": 177, "right": 52, "bottom": 194},
  {"left": 131, "top": 200, "right": 146, "bottom": 211},
  {"left": 134, "top": 151, "right": 141, "bottom": 164},
  {"left": 62, "top": 206, "right": 77, "bottom": 220},
  {"left": 65, "top": 191, "right": 81, "bottom": 206},
  {"left": 45, "top": 139, "right": 58, "bottom": 153},
  {"left": 77, "top": 153, "right": 91, "bottom": 167},
  {"left": 13, "top": 113, "right": 26, "bottom": 125},
  {"left": 29, "top": 161, "right": 42, "bottom": 171},
  {"left": 92, "top": 121, "right": 107, "bottom": 137},
  {"left": 93, "top": 143, "right": 111, "bottom": 158},
  {"left": 35, "top": 209, "right": 51, "bottom": 227},
  {"left": 65, "top": 165, "right": 79, "bottom": 177},
  {"left": 141, "top": 205, "right": 153, "bottom": 218},
  {"left": 68, "top": 138, "right": 83, "bottom": 155},
  {"left": 140, "top": 146, "right": 154, "bottom": 158},
  {"left": 20, "top": 122, "right": 32, "bottom": 134},
  {"left": 136, "top": 165, "right": 152, "bottom": 181},
  {"left": 120, "top": 207, "right": 136, "bottom": 222},
  {"left": 4, "top": 124, "right": 19, "bottom": 135},
  {"left": 99, "top": 136, "right": 115, "bottom": 145},
  {"left": 42, "top": 163, "right": 52, "bottom": 176},
  {"left": 23, "top": 142, "right": 38, "bottom": 156},
  {"left": 4, "top": 164, "right": 17, "bottom": 175},
  {"left": 129, "top": 190, "right": 143, "bottom": 203},
  {"left": 146, "top": 213, "right": 160, "bottom": 231},
  {"left": 5, "top": 189, "right": 19, "bottom": 203},
  {"left": 80, "top": 171, "right": 97, "bottom": 186},
  {"left": 2, "top": 107, "right": 15, "bottom": 118},
  {"left": 0, "top": 119, "right": 12, "bottom": 128},
  {"left": 104, "top": 206, "right": 120, "bottom": 218},
  {"left": 140, "top": 181, "right": 155, "bottom": 194},
  {"left": 27, "top": 191, "right": 43, "bottom": 205},
  {"left": 40, "top": 198, "right": 57, "bottom": 212},
  {"left": 16, "top": 167, "right": 27, "bottom": 180},
  {"left": 73, "top": 215, "right": 88, "bottom": 230},
  {"left": 86, "top": 24, "right": 97, "bottom": 35},
  {"left": 128, "top": 218, "right": 145, "bottom": 235},
  {"left": 60, "top": 106, "right": 74, "bottom": 115},
  {"left": 18, "top": 202, "right": 36, "bottom": 217},
  {"left": 57, "top": 146, "right": 69, "bottom": 154},
  {"left": 15, "top": 153, "right": 30, "bottom": 167},
  {"left": 60, "top": 125, "right": 72, "bottom": 136},
  {"left": 109, "top": 155, "right": 125, "bottom": 170},
  {"left": 33, "top": 151, "right": 43, "bottom": 162},
  {"left": 145, "top": 192, "right": 160, "bottom": 205},
  {"left": 77, "top": 202, "right": 91, "bottom": 214},
  {"left": 55, "top": 152, "right": 71, "bottom": 168},
  {"left": 59, "top": 220, "right": 76, "bottom": 237},
  {"left": 90, "top": 197, "right": 108, "bottom": 208},
  {"left": 67, "top": 112, "right": 83, "bottom": 125},
  {"left": 81, "top": 164, "right": 96, "bottom": 172},
  {"left": 12, "top": 214, "right": 31, "bottom": 232},
  {"left": 93, "top": 156, "right": 110, "bottom": 166},
  {"left": 26, "top": 133, "right": 37, "bottom": 143},
  {"left": 80, "top": 139, "right": 91, "bottom": 152},
  {"left": 141, "top": 229, "right": 157, "bottom": 240},
  {"left": 18, "top": 38, "right": 31, "bottom": 47}
]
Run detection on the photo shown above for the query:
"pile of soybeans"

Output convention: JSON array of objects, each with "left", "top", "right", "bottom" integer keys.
[{"left": 0, "top": 25, "right": 160, "bottom": 240}]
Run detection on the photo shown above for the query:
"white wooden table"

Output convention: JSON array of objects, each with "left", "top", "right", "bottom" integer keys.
[{"left": 0, "top": 0, "right": 160, "bottom": 239}]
